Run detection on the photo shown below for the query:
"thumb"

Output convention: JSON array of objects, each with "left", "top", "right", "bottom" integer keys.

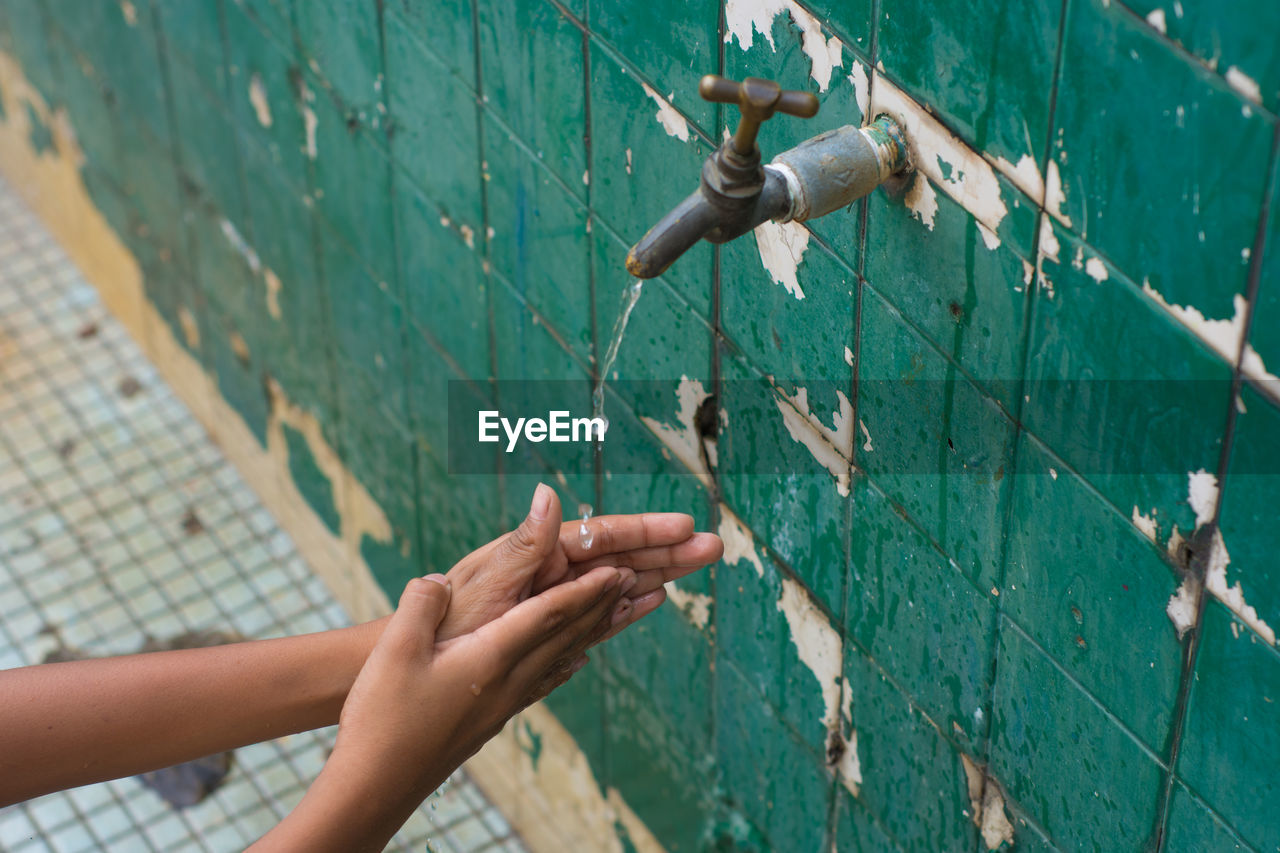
[
  {"left": 494, "top": 483, "right": 560, "bottom": 574},
  {"left": 383, "top": 574, "right": 452, "bottom": 658}
]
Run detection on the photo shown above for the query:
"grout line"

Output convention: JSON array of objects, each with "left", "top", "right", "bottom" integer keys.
[{"left": 1150, "top": 114, "right": 1280, "bottom": 853}]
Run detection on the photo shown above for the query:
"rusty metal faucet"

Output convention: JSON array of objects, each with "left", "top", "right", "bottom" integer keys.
[{"left": 626, "top": 74, "right": 909, "bottom": 279}]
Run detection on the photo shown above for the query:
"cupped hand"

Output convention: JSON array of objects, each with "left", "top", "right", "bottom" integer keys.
[{"left": 437, "top": 483, "right": 722, "bottom": 643}]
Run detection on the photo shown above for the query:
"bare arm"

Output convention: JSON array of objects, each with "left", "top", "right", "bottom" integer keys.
[{"left": 0, "top": 617, "right": 387, "bottom": 806}]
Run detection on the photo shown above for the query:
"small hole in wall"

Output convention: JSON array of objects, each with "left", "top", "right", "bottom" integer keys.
[
  {"left": 345, "top": 112, "right": 360, "bottom": 133},
  {"left": 949, "top": 301, "right": 963, "bottom": 321},
  {"left": 947, "top": 437, "right": 955, "bottom": 452},
  {"left": 825, "top": 729, "right": 845, "bottom": 767}
]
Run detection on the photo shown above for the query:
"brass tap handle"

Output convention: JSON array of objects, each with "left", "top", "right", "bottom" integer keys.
[{"left": 698, "top": 74, "right": 819, "bottom": 156}]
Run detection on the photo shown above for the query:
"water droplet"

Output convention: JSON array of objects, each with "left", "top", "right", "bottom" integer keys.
[{"left": 577, "top": 503, "right": 594, "bottom": 549}]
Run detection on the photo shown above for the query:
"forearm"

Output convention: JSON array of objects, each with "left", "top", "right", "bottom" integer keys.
[{"left": 0, "top": 617, "right": 388, "bottom": 805}]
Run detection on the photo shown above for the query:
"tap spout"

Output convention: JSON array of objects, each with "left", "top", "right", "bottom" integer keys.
[{"left": 625, "top": 168, "right": 791, "bottom": 279}]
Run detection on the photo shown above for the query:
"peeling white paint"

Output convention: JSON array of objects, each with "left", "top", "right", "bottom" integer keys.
[
  {"left": 1132, "top": 506, "right": 1159, "bottom": 543},
  {"left": 872, "top": 73, "right": 1008, "bottom": 240},
  {"left": 859, "top": 418, "right": 873, "bottom": 452},
  {"left": 961, "top": 755, "right": 1016, "bottom": 850},
  {"left": 1036, "top": 215, "right": 1059, "bottom": 299},
  {"left": 303, "top": 106, "right": 318, "bottom": 160},
  {"left": 1049, "top": 467, "right": 1058, "bottom": 480},
  {"left": 717, "top": 504, "right": 765, "bottom": 577},
  {"left": 1142, "top": 283, "right": 1279, "bottom": 394},
  {"left": 778, "top": 576, "right": 845, "bottom": 730},
  {"left": 1044, "top": 159, "right": 1069, "bottom": 225},
  {"left": 752, "top": 219, "right": 809, "bottom": 299},
  {"left": 640, "top": 377, "right": 715, "bottom": 488},
  {"left": 724, "top": 0, "right": 843, "bottom": 91},
  {"left": 248, "top": 73, "right": 273, "bottom": 128},
  {"left": 664, "top": 581, "right": 711, "bottom": 630},
  {"left": 1166, "top": 575, "right": 1200, "bottom": 640},
  {"left": 625, "top": 148, "right": 632, "bottom": 175},
  {"left": 639, "top": 83, "right": 689, "bottom": 142},
  {"left": 1146, "top": 8, "right": 1167, "bottom": 33},
  {"left": 220, "top": 218, "right": 261, "bottom": 273},
  {"left": 843, "top": 345, "right": 854, "bottom": 366},
  {"left": 992, "top": 153, "right": 1043, "bottom": 209},
  {"left": 119, "top": 1, "right": 137, "bottom": 26},
  {"left": 847, "top": 62, "right": 870, "bottom": 116},
  {"left": 774, "top": 386, "right": 854, "bottom": 496},
  {"left": 1084, "top": 256, "right": 1108, "bottom": 283},
  {"left": 1187, "top": 468, "right": 1218, "bottom": 528},
  {"left": 459, "top": 224, "right": 475, "bottom": 249},
  {"left": 1225, "top": 66, "right": 1263, "bottom": 104},
  {"left": 835, "top": 730, "right": 861, "bottom": 797},
  {"left": 264, "top": 268, "right": 282, "bottom": 320},
  {"left": 904, "top": 173, "right": 939, "bottom": 230}
]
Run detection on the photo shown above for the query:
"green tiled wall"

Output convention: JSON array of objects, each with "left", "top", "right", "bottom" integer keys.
[{"left": 2, "top": 0, "right": 1277, "bottom": 849}]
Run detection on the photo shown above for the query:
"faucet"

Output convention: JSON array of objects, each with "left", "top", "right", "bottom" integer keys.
[{"left": 626, "top": 75, "right": 908, "bottom": 279}]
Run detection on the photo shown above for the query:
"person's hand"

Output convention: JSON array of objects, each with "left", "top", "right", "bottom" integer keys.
[
  {"left": 438, "top": 483, "right": 723, "bottom": 643},
  {"left": 253, "top": 566, "right": 629, "bottom": 852}
]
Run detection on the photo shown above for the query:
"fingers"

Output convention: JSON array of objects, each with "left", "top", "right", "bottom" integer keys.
[
  {"left": 491, "top": 483, "right": 562, "bottom": 579},
  {"left": 479, "top": 565, "right": 622, "bottom": 666},
  {"left": 568, "top": 531, "right": 724, "bottom": 578},
  {"left": 382, "top": 574, "right": 452, "bottom": 658},
  {"left": 558, "top": 512, "right": 695, "bottom": 562},
  {"left": 597, "top": 586, "right": 667, "bottom": 643},
  {"left": 505, "top": 567, "right": 629, "bottom": 684}
]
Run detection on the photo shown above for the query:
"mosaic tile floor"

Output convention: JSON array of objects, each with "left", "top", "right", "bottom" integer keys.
[{"left": 0, "top": 178, "right": 527, "bottom": 852}]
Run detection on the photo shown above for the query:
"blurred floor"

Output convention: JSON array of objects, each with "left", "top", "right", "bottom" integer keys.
[{"left": 0, "top": 177, "right": 527, "bottom": 852}]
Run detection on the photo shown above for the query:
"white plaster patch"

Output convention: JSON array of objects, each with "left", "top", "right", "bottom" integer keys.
[
  {"left": 625, "top": 148, "right": 632, "bottom": 174},
  {"left": 219, "top": 218, "right": 261, "bottom": 273},
  {"left": 1084, "top": 256, "right": 1108, "bottom": 283},
  {"left": 119, "top": 1, "right": 137, "bottom": 26},
  {"left": 843, "top": 345, "right": 854, "bottom": 366},
  {"left": 724, "top": 0, "right": 843, "bottom": 91},
  {"left": 871, "top": 73, "right": 1008, "bottom": 241},
  {"left": 1036, "top": 215, "right": 1060, "bottom": 299},
  {"left": 960, "top": 755, "right": 1016, "bottom": 850},
  {"left": 774, "top": 386, "right": 854, "bottom": 496},
  {"left": 1225, "top": 66, "right": 1263, "bottom": 104},
  {"left": 664, "top": 581, "right": 711, "bottom": 630},
  {"left": 639, "top": 83, "right": 689, "bottom": 142},
  {"left": 1132, "top": 506, "right": 1159, "bottom": 543},
  {"left": 303, "top": 103, "right": 318, "bottom": 160},
  {"left": 1146, "top": 8, "right": 1167, "bottom": 33},
  {"left": 717, "top": 504, "right": 765, "bottom": 577},
  {"left": 1166, "top": 575, "right": 1200, "bottom": 640},
  {"left": 1204, "top": 528, "right": 1276, "bottom": 645},
  {"left": 248, "top": 73, "right": 273, "bottom": 128},
  {"left": 582, "top": 169, "right": 589, "bottom": 186},
  {"left": 752, "top": 219, "right": 809, "bottom": 299},
  {"left": 640, "top": 377, "right": 715, "bottom": 488},
  {"left": 459, "top": 224, "right": 475, "bottom": 249},
  {"left": 859, "top": 418, "right": 873, "bottom": 452},
  {"left": 904, "top": 173, "right": 939, "bottom": 230}
]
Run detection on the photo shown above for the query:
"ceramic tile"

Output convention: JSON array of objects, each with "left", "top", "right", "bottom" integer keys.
[
  {"left": 1178, "top": 597, "right": 1280, "bottom": 850},
  {"left": 715, "top": 661, "right": 835, "bottom": 852},
  {"left": 1025, "top": 220, "right": 1232, "bottom": 540},
  {"left": 1054, "top": 0, "right": 1271, "bottom": 319},
  {"left": 588, "top": 43, "right": 715, "bottom": 317},
  {"left": 1162, "top": 781, "right": 1249, "bottom": 853},
  {"left": 477, "top": 0, "right": 586, "bottom": 193},
  {"left": 1214, "top": 383, "right": 1280, "bottom": 644},
  {"left": 988, "top": 621, "right": 1167, "bottom": 852},
  {"left": 1003, "top": 433, "right": 1185, "bottom": 752},
  {"left": 857, "top": 288, "right": 1016, "bottom": 592},
  {"left": 878, "top": 0, "right": 1062, "bottom": 169},
  {"left": 846, "top": 475, "right": 996, "bottom": 753}
]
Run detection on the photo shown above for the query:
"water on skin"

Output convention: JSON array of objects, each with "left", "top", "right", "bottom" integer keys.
[
  {"left": 577, "top": 502, "right": 594, "bottom": 549},
  {"left": 591, "top": 278, "right": 644, "bottom": 429}
]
